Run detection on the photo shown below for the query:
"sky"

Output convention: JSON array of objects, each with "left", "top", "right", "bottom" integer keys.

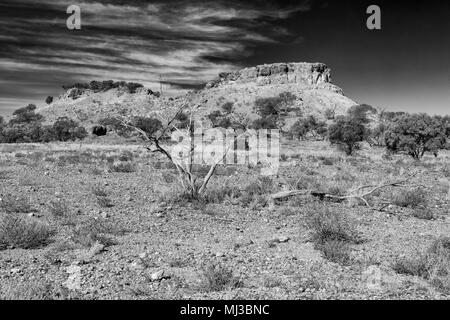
[{"left": 0, "top": 0, "right": 449, "bottom": 116}]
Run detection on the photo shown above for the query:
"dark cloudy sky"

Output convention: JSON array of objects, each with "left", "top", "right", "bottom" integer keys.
[{"left": 0, "top": 0, "right": 449, "bottom": 116}]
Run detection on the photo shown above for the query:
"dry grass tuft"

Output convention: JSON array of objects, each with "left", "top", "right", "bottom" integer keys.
[
  {"left": 201, "top": 262, "right": 243, "bottom": 292},
  {"left": 0, "top": 215, "right": 56, "bottom": 249}
]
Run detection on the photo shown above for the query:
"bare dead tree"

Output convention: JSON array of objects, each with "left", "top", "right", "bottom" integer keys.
[{"left": 116, "top": 103, "right": 246, "bottom": 199}]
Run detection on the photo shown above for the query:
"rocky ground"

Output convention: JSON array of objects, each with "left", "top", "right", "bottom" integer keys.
[{"left": 0, "top": 140, "right": 449, "bottom": 300}]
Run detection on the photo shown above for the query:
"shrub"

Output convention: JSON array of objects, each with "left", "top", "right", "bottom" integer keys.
[
  {"left": 109, "top": 162, "right": 135, "bottom": 173},
  {"left": 393, "top": 237, "right": 450, "bottom": 293},
  {"left": 221, "top": 102, "right": 234, "bottom": 114},
  {"left": 240, "top": 177, "right": 274, "bottom": 206},
  {"left": 49, "top": 200, "right": 76, "bottom": 225},
  {"left": 71, "top": 218, "right": 122, "bottom": 247},
  {"left": 45, "top": 96, "right": 53, "bottom": 104},
  {"left": 52, "top": 117, "right": 88, "bottom": 141},
  {"left": 306, "top": 206, "right": 360, "bottom": 265},
  {"left": 320, "top": 239, "right": 352, "bottom": 265},
  {"left": 324, "top": 108, "right": 336, "bottom": 120},
  {"left": 347, "top": 104, "right": 377, "bottom": 124},
  {"left": 92, "top": 186, "right": 108, "bottom": 197},
  {"left": 0, "top": 215, "right": 55, "bottom": 249},
  {"left": 250, "top": 117, "right": 277, "bottom": 130},
  {"left": 290, "top": 115, "right": 327, "bottom": 140},
  {"left": 63, "top": 80, "right": 143, "bottom": 94},
  {"left": 98, "top": 117, "right": 132, "bottom": 136},
  {"left": 306, "top": 206, "right": 360, "bottom": 245},
  {"left": 254, "top": 97, "right": 281, "bottom": 118},
  {"left": 132, "top": 117, "right": 162, "bottom": 137},
  {"left": 201, "top": 263, "right": 243, "bottom": 292},
  {"left": 391, "top": 188, "right": 427, "bottom": 208},
  {"left": 371, "top": 123, "right": 387, "bottom": 146},
  {"left": 385, "top": 113, "right": 447, "bottom": 159},
  {"left": 1, "top": 194, "right": 33, "bottom": 213},
  {"left": 393, "top": 257, "right": 428, "bottom": 277},
  {"left": 328, "top": 116, "right": 367, "bottom": 155},
  {"left": 412, "top": 208, "right": 435, "bottom": 220},
  {"left": 207, "top": 110, "right": 223, "bottom": 127},
  {"left": 97, "top": 196, "right": 114, "bottom": 208},
  {"left": 9, "top": 104, "right": 45, "bottom": 126},
  {"left": 278, "top": 92, "right": 297, "bottom": 114},
  {"left": 118, "top": 150, "right": 133, "bottom": 162}
]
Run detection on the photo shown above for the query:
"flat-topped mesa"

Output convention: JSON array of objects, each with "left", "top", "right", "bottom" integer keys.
[{"left": 206, "top": 62, "right": 336, "bottom": 89}]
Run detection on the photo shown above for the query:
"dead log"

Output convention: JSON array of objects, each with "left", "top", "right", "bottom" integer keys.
[{"left": 269, "top": 173, "right": 419, "bottom": 209}]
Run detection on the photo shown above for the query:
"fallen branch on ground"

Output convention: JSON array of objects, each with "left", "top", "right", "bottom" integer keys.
[{"left": 269, "top": 173, "right": 420, "bottom": 210}]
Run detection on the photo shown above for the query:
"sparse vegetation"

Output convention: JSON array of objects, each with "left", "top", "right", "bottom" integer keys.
[
  {"left": 71, "top": 218, "right": 122, "bottom": 248},
  {"left": 109, "top": 162, "right": 136, "bottom": 173},
  {"left": 201, "top": 262, "right": 243, "bottom": 292},
  {"left": 391, "top": 188, "right": 428, "bottom": 208},
  {"left": 306, "top": 205, "right": 360, "bottom": 265},
  {"left": 385, "top": 113, "right": 447, "bottom": 159},
  {"left": 62, "top": 80, "right": 143, "bottom": 94},
  {"left": 393, "top": 237, "right": 450, "bottom": 293},
  {"left": 0, "top": 215, "right": 55, "bottom": 249},
  {"left": 328, "top": 115, "right": 367, "bottom": 155},
  {"left": 1, "top": 194, "right": 33, "bottom": 213}
]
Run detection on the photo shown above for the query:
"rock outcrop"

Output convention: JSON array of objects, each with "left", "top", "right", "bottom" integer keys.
[
  {"left": 206, "top": 62, "right": 343, "bottom": 94},
  {"left": 35, "top": 62, "right": 358, "bottom": 131}
]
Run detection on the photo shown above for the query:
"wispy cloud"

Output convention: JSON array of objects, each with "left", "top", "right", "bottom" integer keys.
[{"left": 0, "top": 0, "right": 311, "bottom": 113}]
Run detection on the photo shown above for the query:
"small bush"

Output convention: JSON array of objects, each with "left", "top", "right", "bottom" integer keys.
[
  {"left": 118, "top": 150, "right": 133, "bottom": 162},
  {"left": 306, "top": 205, "right": 360, "bottom": 245},
  {"left": 392, "top": 237, "right": 450, "bottom": 293},
  {"left": 92, "top": 186, "right": 108, "bottom": 197},
  {"left": 385, "top": 113, "right": 446, "bottom": 159},
  {"left": 97, "top": 196, "right": 114, "bottom": 208},
  {"left": 1, "top": 194, "right": 33, "bottom": 213},
  {"left": 71, "top": 218, "right": 120, "bottom": 247},
  {"left": 392, "top": 188, "right": 428, "bottom": 208},
  {"left": 320, "top": 240, "right": 352, "bottom": 265},
  {"left": 306, "top": 205, "right": 360, "bottom": 265},
  {"left": 201, "top": 263, "right": 243, "bottom": 292},
  {"left": 239, "top": 177, "right": 274, "bottom": 207},
  {"left": 412, "top": 208, "right": 435, "bottom": 220},
  {"left": 48, "top": 200, "right": 76, "bottom": 226},
  {"left": 45, "top": 96, "right": 53, "bottom": 104},
  {"left": 328, "top": 116, "right": 367, "bottom": 155},
  {"left": 0, "top": 215, "right": 55, "bottom": 249},
  {"left": 109, "top": 162, "right": 135, "bottom": 173},
  {"left": 322, "top": 158, "right": 335, "bottom": 166}
]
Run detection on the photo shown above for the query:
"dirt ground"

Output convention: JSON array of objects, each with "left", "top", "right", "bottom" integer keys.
[{"left": 0, "top": 140, "right": 449, "bottom": 300}]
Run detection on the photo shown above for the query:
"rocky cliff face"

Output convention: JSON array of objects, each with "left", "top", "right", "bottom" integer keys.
[{"left": 206, "top": 62, "right": 343, "bottom": 94}]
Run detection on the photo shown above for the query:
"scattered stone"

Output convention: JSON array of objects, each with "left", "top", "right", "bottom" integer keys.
[
  {"left": 130, "top": 260, "right": 145, "bottom": 270},
  {"left": 150, "top": 270, "right": 169, "bottom": 282},
  {"left": 10, "top": 267, "right": 21, "bottom": 274},
  {"left": 273, "top": 236, "right": 290, "bottom": 243},
  {"left": 64, "top": 264, "right": 82, "bottom": 291},
  {"left": 139, "top": 252, "right": 148, "bottom": 260},
  {"left": 101, "top": 212, "right": 110, "bottom": 219}
]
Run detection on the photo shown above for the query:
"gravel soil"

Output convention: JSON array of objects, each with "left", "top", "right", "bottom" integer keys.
[{"left": 0, "top": 142, "right": 449, "bottom": 300}]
